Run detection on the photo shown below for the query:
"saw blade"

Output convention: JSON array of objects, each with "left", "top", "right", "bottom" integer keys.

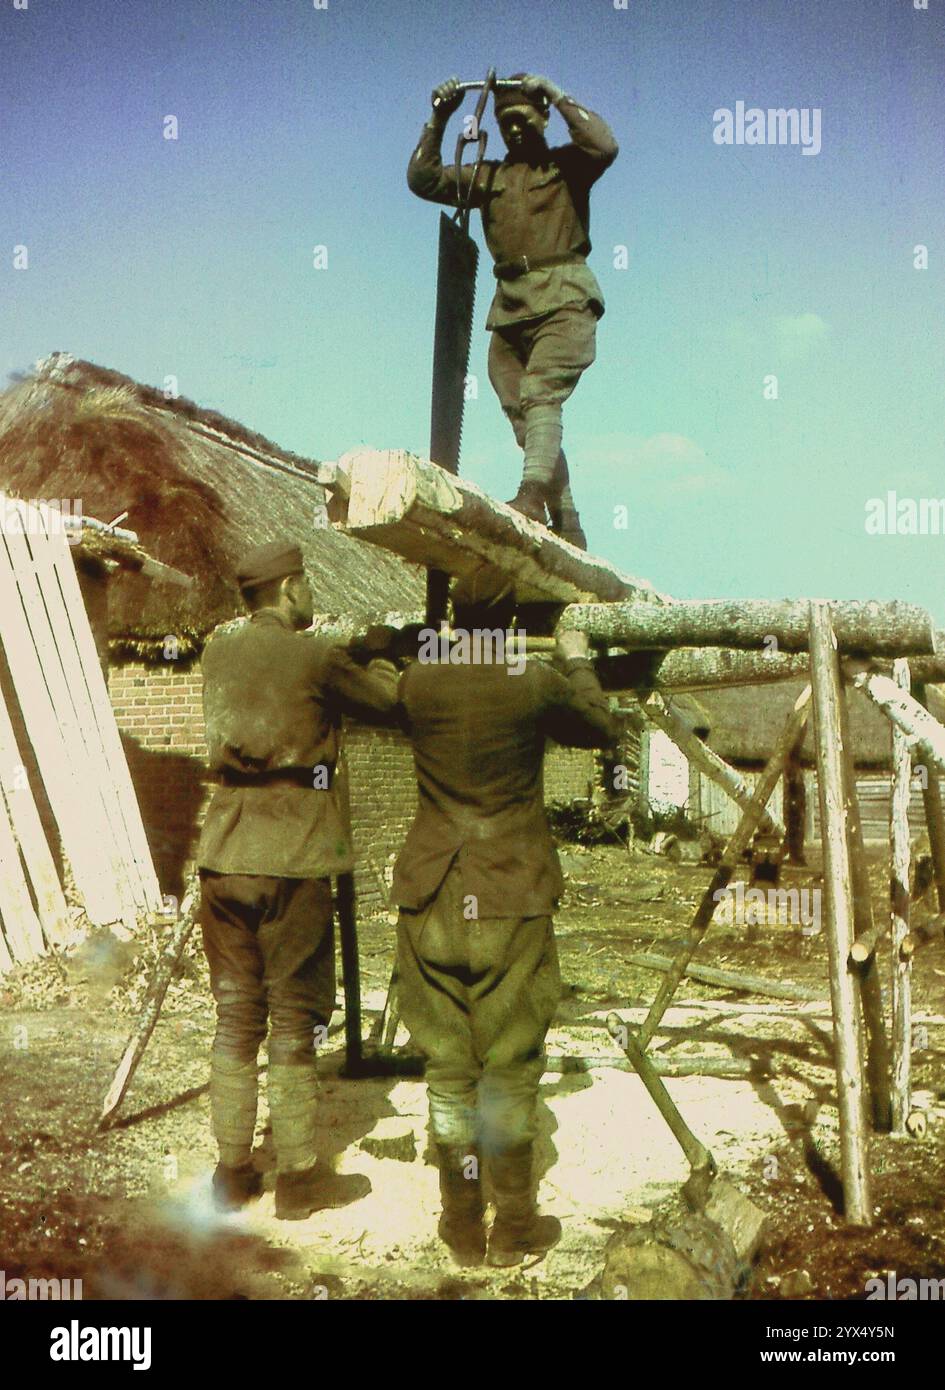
[{"left": 430, "top": 211, "right": 478, "bottom": 475}]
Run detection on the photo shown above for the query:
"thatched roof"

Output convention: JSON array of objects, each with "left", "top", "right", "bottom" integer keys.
[
  {"left": 0, "top": 354, "right": 425, "bottom": 657},
  {"left": 699, "top": 679, "right": 945, "bottom": 768}
]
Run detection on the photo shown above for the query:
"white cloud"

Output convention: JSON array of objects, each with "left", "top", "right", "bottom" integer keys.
[
  {"left": 578, "top": 431, "right": 731, "bottom": 497},
  {"left": 773, "top": 312, "right": 829, "bottom": 361}
]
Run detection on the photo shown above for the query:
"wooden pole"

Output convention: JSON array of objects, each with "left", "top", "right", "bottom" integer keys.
[
  {"left": 809, "top": 602, "right": 872, "bottom": 1225},
  {"left": 890, "top": 659, "right": 913, "bottom": 1133},
  {"left": 636, "top": 687, "right": 812, "bottom": 1048},
  {"left": 97, "top": 875, "right": 200, "bottom": 1129},
  {"left": 637, "top": 690, "right": 785, "bottom": 839},
  {"left": 851, "top": 670, "right": 945, "bottom": 775},
  {"left": 336, "top": 871, "right": 363, "bottom": 1074},
  {"left": 912, "top": 681, "right": 945, "bottom": 913},
  {"left": 839, "top": 684, "right": 892, "bottom": 1131}
]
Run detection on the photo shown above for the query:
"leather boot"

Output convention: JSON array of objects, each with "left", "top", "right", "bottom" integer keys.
[
  {"left": 486, "top": 1142, "right": 561, "bottom": 1267},
  {"left": 547, "top": 502, "right": 588, "bottom": 550},
  {"left": 211, "top": 1162, "right": 262, "bottom": 1213},
  {"left": 275, "top": 1164, "right": 372, "bottom": 1221},
  {"left": 506, "top": 479, "right": 549, "bottom": 525},
  {"left": 435, "top": 1143, "right": 485, "bottom": 1266}
]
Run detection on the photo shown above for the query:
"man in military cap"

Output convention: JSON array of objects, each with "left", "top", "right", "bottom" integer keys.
[
  {"left": 393, "top": 565, "right": 617, "bottom": 1265},
  {"left": 408, "top": 72, "right": 619, "bottom": 549},
  {"left": 197, "top": 540, "right": 399, "bottom": 1220}
]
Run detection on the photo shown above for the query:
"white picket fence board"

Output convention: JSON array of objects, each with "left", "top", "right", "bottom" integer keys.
[
  {"left": 38, "top": 504, "right": 161, "bottom": 914},
  {"left": 0, "top": 781, "right": 45, "bottom": 963},
  {"left": 0, "top": 513, "right": 125, "bottom": 929},
  {"left": 15, "top": 506, "right": 141, "bottom": 925},
  {"left": 0, "top": 677, "right": 70, "bottom": 946}
]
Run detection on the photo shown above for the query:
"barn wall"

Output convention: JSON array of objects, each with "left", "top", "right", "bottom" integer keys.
[
  {"left": 697, "top": 768, "right": 935, "bottom": 842},
  {"left": 107, "top": 659, "right": 626, "bottom": 912}
]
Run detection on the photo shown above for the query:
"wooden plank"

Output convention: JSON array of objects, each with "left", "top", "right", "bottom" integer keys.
[
  {"left": 0, "top": 509, "right": 124, "bottom": 929},
  {"left": 0, "top": 663, "right": 70, "bottom": 946},
  {"left": 559, "top": 598, "right": 935, "bottom": 656},
  {"left": 38, "top": 504, "right": 161, "bottom": 914},
  {"left": 18, "top": 506, "right": 141, "bottom": 925},
  {"left": 333, "top": 447, "right": 665, "bottom": 605},
  {"left": 0, "top": 781, "right": 45, "bottom": 964},
  {"left": 809, "top": 601, "right": 872, "bottom": 1225},
  {"left": 890, "top": 659, "right": 913, "bottom": 1133}
]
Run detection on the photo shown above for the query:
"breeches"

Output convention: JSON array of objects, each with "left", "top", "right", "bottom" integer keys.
[
  {"left": 487, "top": 303, "right": 598, "bottom": 444},
  {"left": 199, "top": 871, "right": 335, "bottom": 1066},
  {"left": 396, "top": 862, "right": 561, "bottom": 1153}
]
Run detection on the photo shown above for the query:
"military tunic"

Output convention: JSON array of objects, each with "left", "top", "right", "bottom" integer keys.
[{"left": 197, "top": 607, "right": 398, "bottom": 1172}]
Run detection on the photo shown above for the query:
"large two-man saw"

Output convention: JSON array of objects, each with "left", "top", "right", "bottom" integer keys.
[{"left": 426, "top": 69, "right": 513, "bottom": 624}]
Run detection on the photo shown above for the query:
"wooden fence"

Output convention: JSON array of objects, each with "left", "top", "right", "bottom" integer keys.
[{"left": 0, "top": 498, "right": 162, "bottom": 971}]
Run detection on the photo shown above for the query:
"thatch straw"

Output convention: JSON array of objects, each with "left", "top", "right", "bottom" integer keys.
[{"left": 0, "top": 355, "right": 424, "bottom": 658}]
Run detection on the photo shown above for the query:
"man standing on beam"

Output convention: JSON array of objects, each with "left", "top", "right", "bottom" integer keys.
[{"left": 408, "top": 72, "right": 619, "bottom": 550}]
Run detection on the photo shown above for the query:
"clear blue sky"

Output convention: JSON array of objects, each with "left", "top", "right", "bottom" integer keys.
[{"left": 3, "top": 0, "right": 943, "bottom": 620}]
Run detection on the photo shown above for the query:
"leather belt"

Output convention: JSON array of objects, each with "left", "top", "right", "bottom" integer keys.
[{"left": 493, "top": 251, "right": 585, "bottom": 280}]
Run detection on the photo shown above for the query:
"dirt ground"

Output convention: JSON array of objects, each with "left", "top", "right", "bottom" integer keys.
[{"left": 1, "top": 843, "right": 943, "bottom": 1301}]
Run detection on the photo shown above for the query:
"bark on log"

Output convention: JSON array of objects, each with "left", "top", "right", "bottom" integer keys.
[
  {"left": 330, "top": 448, "right": 665, "bottom": 605},
  {"left": 598, "top": 647, "right": 811, "bottom": 693},
  {"left": 852, "top": 671, "right": 945, "bottom": 774},
  {"left": 558, "top": 598, "right": 934, "bottom": 656},
  {"left": 599, "top": 1209, "right": 741, "bottom": 1300},
  {"left": 809, "top": 602, "right": 873, "bottom": 1225}
]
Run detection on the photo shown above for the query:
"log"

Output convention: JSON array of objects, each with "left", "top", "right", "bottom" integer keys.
[
  {"left": 636, "top": 688, "right": 812, "bottom": 1047},
  {"left": 852, "top": 671, "right": 945, "bottom": 775},
  {"left": 543, "top": 1054, "right": 768, "bottom": 1078},
  {"left": 912, "top": 682, "right": 945, "bottom": 913},
  {"left": 638, "top": 689, "right": 786, "bottom": 838},
  {"left": 809, "top": 602, "right": 873, "bottom": 1225},
  {"left": 628, "top": 950, "right": 822, "bottom": 1003},
  {"left": 839, "top": 683, "right": 892, "bottom": 1130},
  {"left": 329, "top": 447, "right": 666, "bottom": 605},
  {"left": 598, "top": 646, "right": 810, "bottom": 693},
  {"left": 890, "top": 659, "right": 913, "bottom": 1134},
  {"left": 558, "top": 598, "right": 935, "bottom": 656},
  {"left": 599, "top": 1209, "right": 741, "bottom": 1300}
]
